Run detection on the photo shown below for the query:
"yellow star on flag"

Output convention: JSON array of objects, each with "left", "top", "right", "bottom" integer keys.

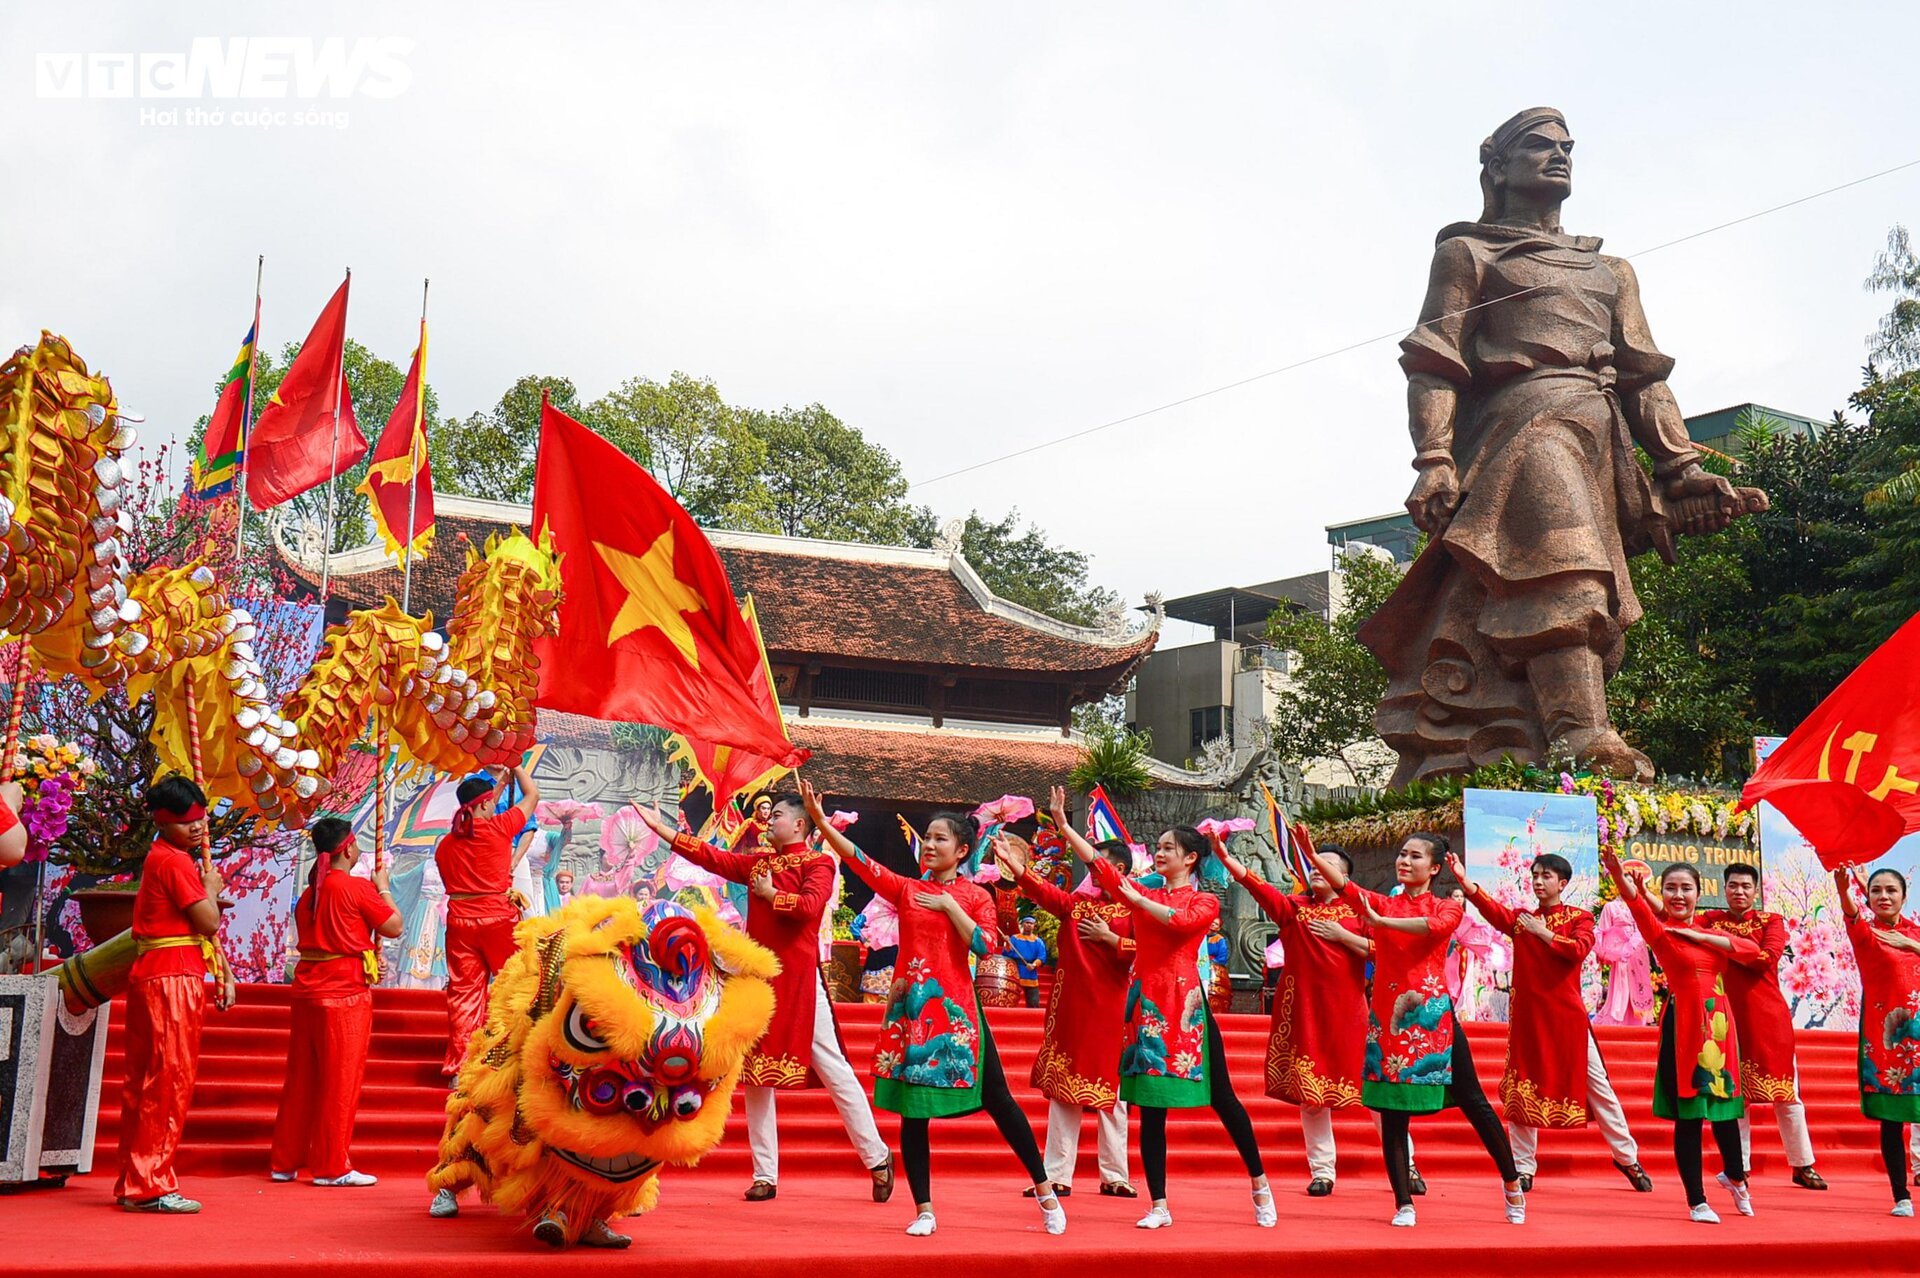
[{"left": 594, "top": 529, "right": 706, "bottom": 669}]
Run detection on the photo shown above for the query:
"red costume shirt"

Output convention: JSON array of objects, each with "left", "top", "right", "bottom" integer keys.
[
  {"left": 1466, "top": 886, "right": 1595, "bottom": 1127},
  {"left": 1341, "top": 883, "right": 1464, "bottom": 1090},
  {"left": 839, "top": 846, "right": 1002, "bottom": 1093},
  {"left": 1697, "top": 908, "right": 1798, "bottom": 1102},
  {"left": 293, "top": 872, "right": 396, "bottom": 1000},
  {"left": 670, "top": 832, "right": 839, "bottom": 1088},
  {"left": 131, "top": 839, "right": 209, "bottom": 981},
  {"left": 1845, "top": 914, "right": 1920, "bottom": 1108},
  {"left": 1624, "top": 891, "right": 1758, "bottom": 1103},
  {"left": 434, "top": 808, "right": 527, "bottom": 925},
  {"left": 1091, "top": 859, "right": 1218, "bottom": 1086},
  {"left": 1232, "top": 866, "right": 1368, "bottom": 1108},
  {"left": 1018, "top": 869, "right": 1133, "bottom": 1109}
]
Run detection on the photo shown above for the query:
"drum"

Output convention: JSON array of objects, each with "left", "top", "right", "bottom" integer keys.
[
  {"left": 973, "top": 953, "right": 1022, "bottom": 1008},
  {"left": 53, "top": 928, "right": 137, "bottom": 1014}
]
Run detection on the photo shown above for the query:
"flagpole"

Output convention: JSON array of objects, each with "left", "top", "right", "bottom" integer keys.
[
  {"left": 402, "top": 278, "right": 429, "bottom": 614},
  {"left": 233, "top": 254, "right": 263, "bottom": 562},
  {"left": 319, "top": 266, "right": 350, "bottom": 604}
]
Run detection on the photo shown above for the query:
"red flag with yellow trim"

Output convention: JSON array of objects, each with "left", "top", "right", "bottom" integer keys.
[
  {"left": 357, "top": 323, "right": 434, "bottom": 561},
  {"left": 530, "top": 401, "right": 809, "bottom": 772},
  {"left": 1739, "top": 611, "right": 1920, "bottom": 866}
]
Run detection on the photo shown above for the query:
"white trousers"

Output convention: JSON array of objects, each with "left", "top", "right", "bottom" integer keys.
[
  {"left": 743, "top": 976, "right": 890, "bottom": 1183},
  {"left": 1042, "top": 1096, "right": 1130, "bottom": 1188},
  {"left": 1508, "top": 1032, "right": 1638, "bottom": 1174},
  {"left": 1737, "top": 1065, "right": 1816, "bottom": 1169},
  {"left": 1300, "top": 1106, "right": 1413, "bottom": 1181}
]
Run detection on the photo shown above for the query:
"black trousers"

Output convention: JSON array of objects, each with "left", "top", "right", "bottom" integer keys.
[
  {"left": 1656, "top": 1007, "right": 1744, "bottom": 1206},
  {"left": 898, "top": 1022, "right": 1048, "bottom": 1205},
  {"left": 1137, "top": 1014, "right": 1265, "bottom": 1199},
  {"left": 1881, "top": 1120, "right": 1911, "bottom": 1204},
  {"left": 1376, "top": 1019, "right": 1518, "bottom": 1208}
]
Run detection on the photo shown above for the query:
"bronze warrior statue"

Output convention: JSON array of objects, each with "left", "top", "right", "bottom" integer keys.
[{"left": 1359, "top": 107, "right": 1766, "bottom": 786}]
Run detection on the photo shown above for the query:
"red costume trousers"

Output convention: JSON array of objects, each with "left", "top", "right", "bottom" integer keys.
[
  {"left": 441, "top": 916, "right": 518, "bottom": 1074},
  {"left": 114, "top": 974, "right": 206, "bottom": 1202},
  {"left": 269, "top": 992, "right": 374, "bottom": 1178}
]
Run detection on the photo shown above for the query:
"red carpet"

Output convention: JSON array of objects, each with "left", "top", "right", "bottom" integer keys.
[{"left": 13, "top": 983, "right": 1912, "bottom": 1276}]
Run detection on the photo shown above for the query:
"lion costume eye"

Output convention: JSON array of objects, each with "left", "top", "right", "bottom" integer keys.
[{"left": 565, "top": 1004, "right": 609, "bottom": 1052}]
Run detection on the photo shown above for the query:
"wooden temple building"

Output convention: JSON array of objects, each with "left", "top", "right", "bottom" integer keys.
[{"left": 275, "top": 495, "right": 1173, "bottom": 873}]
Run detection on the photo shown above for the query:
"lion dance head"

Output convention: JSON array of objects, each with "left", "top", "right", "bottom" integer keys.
[{"left": 427, "top": 896, "right": 777, "bottom": 1246}]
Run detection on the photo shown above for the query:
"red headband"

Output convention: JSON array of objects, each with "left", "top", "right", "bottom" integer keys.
[{"left": 153, "top": 802, "right": 207, "bottom": 823}]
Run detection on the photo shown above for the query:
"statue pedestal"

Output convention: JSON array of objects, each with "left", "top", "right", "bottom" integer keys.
[{"left": 0, "top": 975, "right": 112, "bottom": 1185}]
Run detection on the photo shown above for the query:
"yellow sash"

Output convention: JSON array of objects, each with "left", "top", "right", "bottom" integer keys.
[
  {"left": 134, "top": 934, "right": 231, "bottom": 982},
  {"left": 299, "top": 948, "right": 381, "bottom": 985}
]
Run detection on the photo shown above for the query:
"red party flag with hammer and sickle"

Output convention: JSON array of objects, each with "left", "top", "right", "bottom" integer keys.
[{"left": 1739, "top": 611, "right": 1920, "bottom": 867}]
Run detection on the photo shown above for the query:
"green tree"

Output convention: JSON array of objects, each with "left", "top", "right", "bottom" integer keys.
[
  {"left": 1843, "top": 370, "right": 1920, "bottom": 638},
  {"left": 1866, "top": 225, "right": 1920, "bottom": 376},
  {"left": 935, "top": 509, "right": 1121, "bottom": 626},
  {"left": 586, "top": 372, "right": 771, "bottom": 528},
  {"left": 428, "top": 374, "right": 580, "bottom": 504},
  {"left": 745, "top": 402, "right": 924, "bottom": 543},
  {"left": 1264, "top": 550, "right": 1400, "bottom": 786}
]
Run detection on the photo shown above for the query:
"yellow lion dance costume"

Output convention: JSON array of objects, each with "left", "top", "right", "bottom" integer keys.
[{"left": 428, "top": 895, "right": 776, "bottom": 1248}]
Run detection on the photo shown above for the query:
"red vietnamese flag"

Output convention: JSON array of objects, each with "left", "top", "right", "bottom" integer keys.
[
  {"left": 246, "top": 276, "right": 366, "bottom": 510},
  {"left": 531, "top": 402, "right": 809, "bottom": 771},
  {"left": 676, "top": 595, "right": 801, "bottom": 807},
  {"left": 356, "top": 321, "right": 434, "bottom": 561},
  {"left": 1739, "top": 610, "right": 1920, "bottom": 867}
]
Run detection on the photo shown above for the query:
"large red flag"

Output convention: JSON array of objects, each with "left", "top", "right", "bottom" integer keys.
[
  {"left": 1739, "top": 611, "right": 1920, "bottom": 866},
  {"left": 246, "top": 276, "right": 366, "bottom": 510},
  {"left": 356, "top": 321, "right": 434, "bottom": 561},
  {"left": 531, "top": 402, "right": 809, "bottom": 771}
]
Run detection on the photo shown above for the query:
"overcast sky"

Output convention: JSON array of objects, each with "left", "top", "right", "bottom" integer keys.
[{"left": 6, "top": 3, "right": 1918, "bottom": 649}]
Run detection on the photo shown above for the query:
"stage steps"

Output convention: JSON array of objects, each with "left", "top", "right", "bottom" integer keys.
[{"left": 88, "top": 982, "right": 1892, "bottom": 1184}]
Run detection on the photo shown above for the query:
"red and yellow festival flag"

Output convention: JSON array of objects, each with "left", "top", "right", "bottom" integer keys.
[
  {"left": 357, "top": 321, "right": 435, "bottom": 560},
  {"left": 246, "top": 275, "right": 366, "bottom": 509},
  {"left": 530, "top": 400, "right": 809, "bottom": 779},
  {"left": 1739, "top": 611, "right": 1920, "bottom": 866}
]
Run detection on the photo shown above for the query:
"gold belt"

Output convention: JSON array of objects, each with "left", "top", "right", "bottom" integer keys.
[{"left": 299, "top": 947, "right": 380, "bottom": 984}]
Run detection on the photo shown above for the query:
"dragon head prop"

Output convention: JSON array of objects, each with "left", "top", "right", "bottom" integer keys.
[{"left": 428, "top": 896, "right": 777, "bottom": 1245}]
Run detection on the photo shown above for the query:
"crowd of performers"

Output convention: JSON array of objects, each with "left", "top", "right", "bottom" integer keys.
[{"left": 64, "top": 767, "right": 1920, "bottom": 1235}]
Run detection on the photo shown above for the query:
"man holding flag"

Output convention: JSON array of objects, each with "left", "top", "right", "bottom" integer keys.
[{"left": 529, "top": 402, "right": 893, "bottom": 1202}]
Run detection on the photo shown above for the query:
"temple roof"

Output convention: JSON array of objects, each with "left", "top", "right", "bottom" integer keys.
[
  {"left": 787, "top": 718, "right": 1210, "bottom": 807},
  {"left": 277, "top": 496, "right": 1160, "bottom": 683}
]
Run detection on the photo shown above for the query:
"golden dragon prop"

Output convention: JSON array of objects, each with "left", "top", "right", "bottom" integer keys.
[{"left": 1, "top": 332, "right": 563, "bottom": 828}]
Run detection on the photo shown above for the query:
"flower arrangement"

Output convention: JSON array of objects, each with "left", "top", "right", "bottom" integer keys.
[{"left": 9, "top": 733, "right": 97, "bottom": 863}]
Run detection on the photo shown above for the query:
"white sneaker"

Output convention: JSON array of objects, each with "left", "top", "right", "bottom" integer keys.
[
  {"left": 1893, "top": 1199, "right": 1914, "bottom": 1218},
  {"left": 1252, "top": 1179, "right": 1276, "bottom": 1228},
  {"left": 1391, "top": 1205, "right": 1416, "bottom": 1227},
  {"left": 1504, "top": 1185, "right": 1526, "bottom": 1224},
  {"left": 1136, "top": 1204, "right": 1173, "bottom": 1230},
  {"left": 905, "top": 1211, "right": 937, "bottom": 1237},
  {"left": 1690, "top": 1202, "right": 1721, "bottom": 1224},
  {"left": 429, "top": 1188, "right": 460, "bottom": 1218},
  {"left": 1037, "top": 1194, "right": 1066, "bottom": 1235},
  {"left": 315, "top": 1170, "right": 378, "bottom": 1187},
  {"left": 1716, "top": 1172, "right": 1754, "bottom": 1216},
  {"left": 270, "top": 1171, "right": 296, "bottom": 1183}
]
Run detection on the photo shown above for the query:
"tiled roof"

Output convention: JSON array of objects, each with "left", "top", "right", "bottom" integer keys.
[
  {"left": 787, "top": 722, "right": 1089, "bottom": 808},
  {"left": 281, "top": 500, "right": 1156, "bottom": 684}
]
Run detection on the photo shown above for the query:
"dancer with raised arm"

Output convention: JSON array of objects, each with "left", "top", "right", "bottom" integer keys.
[
  {"left": 991, "top": 786, "right": 1136, "bottom": 1199},
  {"left": 1603, "top": 846, "right": 1756, "bottom": 1223},
  {"left": 1697, "top": 862, "right": 1826, "bottom": 1190},
  {"left": 1303, "top": 832, "right": 1525, "bottom": 1227},
  {"left": 433, "top": 764, "right": 538, "bottom": 1078},
  {"left": 1215, "top": 833, "right": 1410, "bottom": 1197},
  {"left": 633, "top": 793, "right": 893, "bottom": 1203},
  {"left": 1447, "top": 849, "right": 1651, "bottom": 1192},
  {"left": 1836, "top": 865, "right": 1920, "bottom": 1217},
  {"left": 801, "top": 781, "right": 1064, "bottom": 1238},
  {"left": 1080, "top": 821, "right": 1274, "bottom": 1230}
]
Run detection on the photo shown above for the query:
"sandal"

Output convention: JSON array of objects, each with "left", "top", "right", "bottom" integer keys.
[
  {"left": 1614, "top": 1160, "right": 1654, "bottom": 1192},
  {"left": 745, "top": 1180, "right": 777, "bottom": 1202},
  {"left": 1023, "top": 1182, "right": 1072, "bottom": 1197},
  {"left": 1791, "top": 1165, "right": 1828, "bottom": 1191},
  {"left": 1100, "top": 1180, "right": 1139, "bottom": 1198},
  {"left": 1306, "top": 1177, "right": 1333, "bottom": 1197},
  {"left": 870, "top": 1157, "right": 895, "bottom": 1203}
]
